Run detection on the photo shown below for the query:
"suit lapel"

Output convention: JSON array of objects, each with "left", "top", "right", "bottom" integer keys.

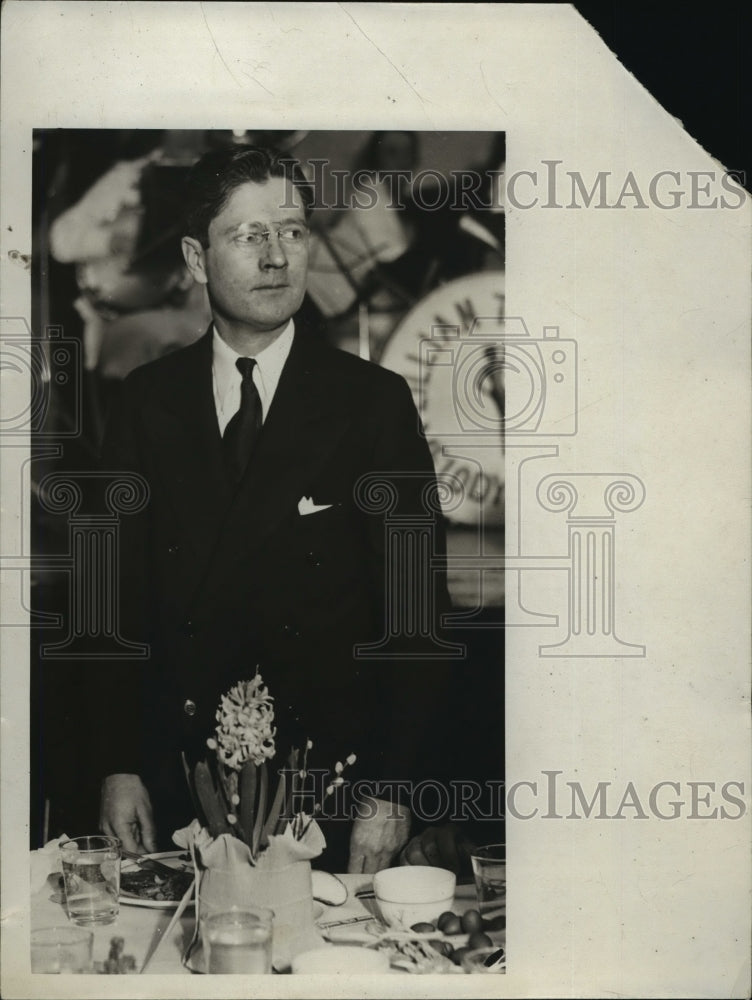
[{"left": 145, "top": 331, "right": 233, "bottom": 587}]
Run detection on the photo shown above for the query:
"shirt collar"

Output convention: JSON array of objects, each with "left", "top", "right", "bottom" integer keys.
[{"left": 212, "top": 319, "right": 295, "bottom": 397}]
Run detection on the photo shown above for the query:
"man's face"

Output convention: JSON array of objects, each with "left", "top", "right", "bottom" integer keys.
[{"left": 182, "top": 177, "right": 309, "bottom": 335}]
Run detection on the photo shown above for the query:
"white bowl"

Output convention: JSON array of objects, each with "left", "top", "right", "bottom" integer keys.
[{"left": 372, "top": 865, "right": 456, "bottom": 929}]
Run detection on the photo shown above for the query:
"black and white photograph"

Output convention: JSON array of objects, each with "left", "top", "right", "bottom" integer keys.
[
  {"left": 28, "top": 126, "right": 507, "bottom": 973},
  {"left": 1, "top": 3, "right": 749, "bottom": 997}
]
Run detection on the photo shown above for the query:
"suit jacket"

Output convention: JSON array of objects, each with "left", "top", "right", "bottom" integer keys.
[{"left": 97, "top": 325, "right": 452, "bottom": 848}]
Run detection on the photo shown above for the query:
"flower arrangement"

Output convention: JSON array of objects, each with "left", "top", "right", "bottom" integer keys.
[{"left": 184, "top": 672, "right": 356, "bottom": 863}]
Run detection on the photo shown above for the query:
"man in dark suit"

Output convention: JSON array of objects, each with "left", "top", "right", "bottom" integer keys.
[{"left": 97, "top": 145, "right": 453, "bottom": 873}]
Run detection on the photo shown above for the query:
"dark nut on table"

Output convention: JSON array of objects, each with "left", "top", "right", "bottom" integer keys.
[
  {"left": 438, "top": 912, "right": 462, "bottom": 935},
  {"left": 460, "top": 909, "right": 483, "bottom": 934},
  {"left": 468, "top": 930, "right": 494, "bottom": 951}
]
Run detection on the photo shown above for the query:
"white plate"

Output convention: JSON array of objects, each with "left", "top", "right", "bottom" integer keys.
[
  {"left": 120, "top": 851, "right": 195, "bottom": 909},
  {"left": 120, "top": 855, "right": 328, "bottom": 918}
]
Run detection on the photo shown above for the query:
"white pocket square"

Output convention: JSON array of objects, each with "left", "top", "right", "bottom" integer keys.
[{"left": 298, "top": 496, "right": 333, "bottom": 516}]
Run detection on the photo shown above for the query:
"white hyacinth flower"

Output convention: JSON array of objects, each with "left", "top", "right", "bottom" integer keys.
[{"left": 213, "top": 675, "right": 277, "bottom": 771}]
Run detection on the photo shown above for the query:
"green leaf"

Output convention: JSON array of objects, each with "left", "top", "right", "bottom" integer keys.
[
  {"left": 193, "top": 761, "right": 230, "bottom": 838},
  {"left": 239, "top": 760, "right": 257, "bottom": 849},
  {"left": 263, "top": 769, "right": 286, "bottom": 844},
  {"left": 281, "top": 748, "right": 299, "bottom": 833},
  {"left": 252, "top": 762, "right": 268, "bottom": 857},
  {"left": 181, "top": 751, "right": 202, "bottom": 823},
  {"left": 215, "top": 764, "right": 233, "bottom": 814}
]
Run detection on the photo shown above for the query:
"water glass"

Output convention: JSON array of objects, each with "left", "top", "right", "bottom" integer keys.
[
  {"left": 202, "top": 906, "right": 273, "bottom": 974},
  {"left": 60, "top": 835, "right": 121, "bottom": 926},
  {"left": 31, "top": 926, "right": 93, "bottom": 973},
  {"left": 470, "top": 843, "right": 506, "bottom": 921}
]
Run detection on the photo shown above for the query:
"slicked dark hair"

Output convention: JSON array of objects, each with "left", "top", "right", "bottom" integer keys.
[{"left": 183, "top": 144, "right": 313, "bottom": 247}]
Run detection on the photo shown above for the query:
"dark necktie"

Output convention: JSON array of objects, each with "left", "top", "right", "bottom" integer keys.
[{"left": 222, "top": 357, "right": 262, "bottom": 482}]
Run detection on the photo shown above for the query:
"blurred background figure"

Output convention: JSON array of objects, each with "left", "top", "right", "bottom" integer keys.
[
  {"left": 306, "top": 130, "right": 421, "bottom": 354},
  {"left": 306, "top": 130, "right": 505, "bottom": 360},
  {"left": 47, "top": 133, "right": 211, "bottom": 436}
]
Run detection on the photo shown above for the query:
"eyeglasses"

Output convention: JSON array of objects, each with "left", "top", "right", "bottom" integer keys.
[{"left": 233, "top": 224, "right": 309, "bottom": 247}]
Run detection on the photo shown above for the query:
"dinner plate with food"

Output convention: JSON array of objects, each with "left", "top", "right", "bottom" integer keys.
[
  {"left": 324, "top": 906, "right": 505, "bottom": 974},
  {"left": 119, "top": 851, "right": 195, "bottom": 909},
  {"left": 119, "top": 854, "right": 335, "bottom": 915}
]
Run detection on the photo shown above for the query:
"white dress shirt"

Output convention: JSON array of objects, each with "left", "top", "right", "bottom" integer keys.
[{"left": 212, "top": 321, "right": 295, "bottom": 435}]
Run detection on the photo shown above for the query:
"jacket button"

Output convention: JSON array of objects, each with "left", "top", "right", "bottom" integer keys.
[{"left": 183, "top": 699, "right": 197, "bottom": 717}]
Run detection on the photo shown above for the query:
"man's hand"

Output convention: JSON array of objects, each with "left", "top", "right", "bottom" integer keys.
[
  {"left": 99, "top": 774, "right": 157, "bottom": 854},
  {"left": 347, "top": 796, "right": 411, "bottom": 874},
  {"left": 399, "top": 822, "right": 475, "bottom": 876}
]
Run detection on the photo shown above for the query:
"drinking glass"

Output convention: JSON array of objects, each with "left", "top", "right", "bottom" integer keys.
[
  {"left": 31, "top": 926, "right": 93, "bottom": 973},
  {"left": 60, "top": 835, "right": 121, "bottom": 926},
  {"left": 202, "top": 906, "right": 273, "bottom": 974},
  {"left": 470, "top": 843, "right": 506, "bottom": 921}
]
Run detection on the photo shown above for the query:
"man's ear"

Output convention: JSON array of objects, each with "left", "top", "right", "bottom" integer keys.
[{"left": 181, "top": 236, "right": 208, "bottom": 286}]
